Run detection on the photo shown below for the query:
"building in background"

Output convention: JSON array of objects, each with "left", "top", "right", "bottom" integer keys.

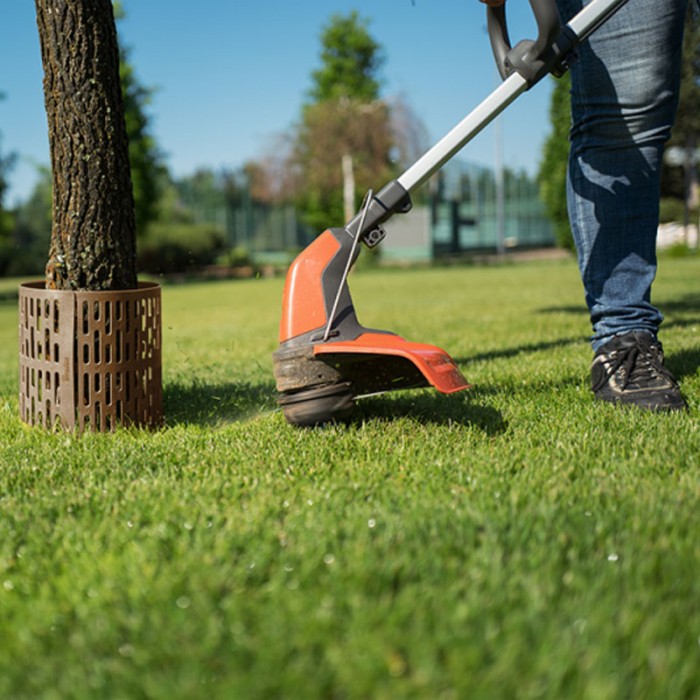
[
  {"left": 205, "top": 159, "right": 554, "bottom": 266},
  {"left": 383, "top": 160, "right": 554, "bottom": 263}
]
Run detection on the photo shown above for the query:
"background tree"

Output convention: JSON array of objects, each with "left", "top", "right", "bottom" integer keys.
[
  {"left": 245, "top": 13, "right": 428, "bottom": 236},
  {"left": 114, "top": 2, "right": 165, "bottom": 236},
  {"left": 35, "top": 0, "right": 137, "bottom": 290},
  {"left": 246, "top": 134, "right": 299, "bottom": 206},
  {"left": 0, "top": 150, "right": 16, "bottom": 274},
  {"left": 0, "top": 92, "right": 18, "bottom": 274},
  {"left": 537, "top": 72, "right": 574, "bottom": 250},
  {"left": 4, "top": 166, "right": 52, "bottom": 277},
  {"left": 135, "top": 168, "right": 233, "bottom": 275},
  {"left": 389, "top": 93, "right": 431, "bottom": 182},
  {"left": 660, "top": 2, "right": 700, "bottom": 228},
  {"left": 308, "top": 11, "right": 384, "bottom": 104},
  {"left": 293, "top": 97, "right": 395, "bottom": 230},
  {"left": 289, "top": 12, "right": 395, "bottom": 232}
]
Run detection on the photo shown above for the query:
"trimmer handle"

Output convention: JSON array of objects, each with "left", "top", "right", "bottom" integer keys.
[{"left": 487, "top": 0, "right": 562, "bottom": 83}]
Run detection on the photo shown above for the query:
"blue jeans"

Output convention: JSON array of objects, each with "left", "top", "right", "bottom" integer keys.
[{"left": 556, "top": 0, "right": 688, "bottom": 350}]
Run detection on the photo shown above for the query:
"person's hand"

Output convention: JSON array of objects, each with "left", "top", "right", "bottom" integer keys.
[{"left": 479, "top": 0, "right": 506, "bottom": 6}]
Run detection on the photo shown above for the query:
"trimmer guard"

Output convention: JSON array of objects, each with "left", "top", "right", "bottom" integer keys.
[{"left": 313, "top": 332, "right": 469, "bottom": 396}]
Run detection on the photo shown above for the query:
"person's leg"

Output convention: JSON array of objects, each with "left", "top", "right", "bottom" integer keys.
[
  {"left": 557, "top": 0, "right": 687, "bottom": 350},
  {"left": 555, "top": 0, "right": 688, "bottom": 410}
]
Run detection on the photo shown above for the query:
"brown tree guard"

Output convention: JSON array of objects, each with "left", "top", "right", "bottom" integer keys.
[
  {"left": 18, "top": 281, "right": 163, "bottom": 431},
  {"left": 35, "top": 0, "right": 138, "bottom": 291}
]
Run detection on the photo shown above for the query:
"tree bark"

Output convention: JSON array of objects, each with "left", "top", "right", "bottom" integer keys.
[{"left": 35, "top": 0, "right": 137, "bottom": 290}]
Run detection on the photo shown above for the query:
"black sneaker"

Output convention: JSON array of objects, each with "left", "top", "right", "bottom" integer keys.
[{"left": 591, "top": 331, "right": 687, "bottom": 412}]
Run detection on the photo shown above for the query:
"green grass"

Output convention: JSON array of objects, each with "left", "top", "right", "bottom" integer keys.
[{"left": 1, "top": 257, "right": 699, "bottom": 699}]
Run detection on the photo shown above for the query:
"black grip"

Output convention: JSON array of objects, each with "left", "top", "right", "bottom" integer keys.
[
  {"left": 487, "top": 0, "right": 562, "bottom": 83},
  {"left": 487, "top": 5, "right": 511, "bottom": 80}
]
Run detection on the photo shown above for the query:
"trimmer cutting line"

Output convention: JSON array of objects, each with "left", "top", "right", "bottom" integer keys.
[{"left": 273, "top": 0, "right": 629, "bottom": 426}]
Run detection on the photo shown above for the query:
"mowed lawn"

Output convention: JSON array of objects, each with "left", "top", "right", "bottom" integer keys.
[{"left": 0, "top": 255, "right": 699, "bottom": 699}]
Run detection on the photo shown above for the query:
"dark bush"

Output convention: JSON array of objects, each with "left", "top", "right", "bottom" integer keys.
[
  {"left": 659, "top": 197, "right": 696, "bottom": 224},
  {"left": 137, "top": 222, "right": 226, "bottom": 274}
]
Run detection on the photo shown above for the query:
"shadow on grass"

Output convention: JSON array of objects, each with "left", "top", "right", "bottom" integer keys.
[
  {"left": 453, "top": 335, "right": 589, "bottom": 365},
  {"left": 537, "top": 305, "right": 588, "bottom": 315},
  {"left": 164, "top": 380, "right": 278, "bottom": 426},
  {"left": 660, "top": 291, "right": 700, "bottom": 314},
  {"left": 538, "top": 292, "right": 700, "bottom": 322},
  {"left": 162, "top": 344, "right": 695, "bottom": 431},
  {"left": 536, "top": 292, "right": 700, "bottom": 328},
  {"left": 667, "top": 347, "right": 700, "bottom": 381},
  {"left": 163, "top": 376, "right": 508, "bottom": 434},
  {"left": 357, "top": 389, "right": 507, "bottom": 436}
]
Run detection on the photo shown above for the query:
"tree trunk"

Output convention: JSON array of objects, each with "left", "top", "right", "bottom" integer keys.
[{"left": 35, "top": 0, "right": 137, "bottom": 290}]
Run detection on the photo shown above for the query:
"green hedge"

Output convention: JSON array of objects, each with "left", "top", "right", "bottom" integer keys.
[
  {"left": 137, "top": 222, "right": 225, "bottom": 274},
  {"left": 659, "top": 197, "right": 697, "bottom": 224}
]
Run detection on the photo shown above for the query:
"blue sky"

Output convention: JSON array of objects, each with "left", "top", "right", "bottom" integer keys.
[{"left": 0, "top": 0, "right": 554, "bottom": 206}]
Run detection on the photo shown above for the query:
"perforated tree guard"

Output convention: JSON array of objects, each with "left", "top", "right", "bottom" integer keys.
[{"left": 19, "top": 281, "right": 163, "bottom": 432}]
